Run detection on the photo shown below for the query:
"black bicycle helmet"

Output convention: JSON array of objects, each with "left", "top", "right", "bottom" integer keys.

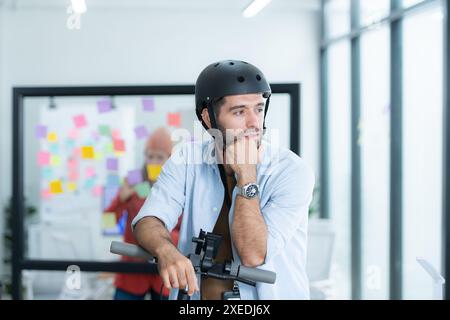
[{"left": 195, "top": 60, "right": 272, "bottom": 131}]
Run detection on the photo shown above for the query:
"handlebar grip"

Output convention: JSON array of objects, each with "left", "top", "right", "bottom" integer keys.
[
  {"left": 110, "top": 241, "right": 155, "bottom": 262},
  {"left": 237, "top": 265, "right": 276, "bottom": 284}
]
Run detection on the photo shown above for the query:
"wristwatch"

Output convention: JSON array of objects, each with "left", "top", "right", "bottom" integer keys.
[{"left": 237, "top": 183, "right": 260, "bottom": 199}]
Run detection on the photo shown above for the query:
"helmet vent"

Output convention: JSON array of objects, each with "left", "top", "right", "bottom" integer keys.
[
  {"left": 229, "top": 62, "right": 235, "bottom": 65},
  {"left": 256, "top": 75, "right": 262, "bottom": 81},
  {"left": 237, "top": 76, "right": 245, "bottom": 83}
]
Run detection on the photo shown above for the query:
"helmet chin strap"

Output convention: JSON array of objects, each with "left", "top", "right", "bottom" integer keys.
[
  {"left": 206, "top": 102, "right": 232, "bottom": 209},
  {"left": 262, "top": 94, "right": 271, "bottom": 133}
]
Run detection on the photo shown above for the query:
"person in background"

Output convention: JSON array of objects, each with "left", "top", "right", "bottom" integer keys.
[{"left": 105, "top": 127, "right": 181, "bottom": 300}]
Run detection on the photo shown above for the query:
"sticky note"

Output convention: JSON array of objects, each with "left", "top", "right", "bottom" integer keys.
[
  {"left": 113, "top": 139, "right": 125, "bottom": 152},
  {"left": 146, "top": 164, "right": 162, "bottom": 182},
  {"left": 50, "top": 155, "right": 61, "bottom": 166},
  {"left": 68, "top": 170, "right": 79, "bottom": 181},
  {"left": 106, "top": 158, "right": 118, "bottom": 171},
  {"left": 111, "top": 129, "right": 121, "bottom": 140},
  {"left": 35, "top": 125, "right": 47, "bottom": 139},
  {"left": 41, "top": 189, "right": 52, "bottom": 200},
  {"left": 106, "top": 174, "right": 120, "bottom": 187},
  {"left": 50, "top": 180, "right": 63, "bottom": 194},
  {"left": 104, "top": 142, "right": 114, "bottom": 154},
  {"left": 49, "top": 143, "right": 59, "bottom": 154},
  {"left": 99, "top": 125, "right": 111, "bottom": 136},
  {"left": 85, "top": 166, "right": 96, "bottom": 178},
  {"left": 94, "top": 151, "right": 103, "bottom": 161},
  {"left": 97, "top": 99, "right": 112, "bottom": 113},
  {"left": 65, "top": 139, "right": 75, "bottom": 150},
  {"left": 73, "top": 114, "right": 87, "bottom": 128},
  {"left": 168, "top": 112, "right": 181, "bottom": 127},
  {"left": 142, "top": 98, "right": 155, "bottom": 112},
  {"left": 102, "top": 213, "right": 117, "bottom": 229},
  {"left": 42, "top": 167, "right": 53, "bottom": 180},
  {"left": 134, "top": 126, "right": 149, "bottom": 139},
  {"left": 68, "top": 128, "right": 79, "bottom": 140},
  {"left": 73, "top": 147, "right": 82, "bottom": 158},
  {"left": 81, "top": 146, "right": 95, "bottom": 159},
  {"left": 68, "top": 158, "right": 78, "bottom": 170},
  {"left": 37, "top": 151, "right": 51, "bottom": 166},
  {"left": 84, "top": 178, "right": 95, "bottom": 189},
  {"left": 91, "top": 130, "right": 100, "bottom": 141},
  {"left": 47, "top": 132, "right": 58, "bottom": 143},
  {"left": 67, "top": 182, "right": 77, "bottom": 192},
  {"left": 92, "top": 186, "right": 103, "bottom": 197},
  {"left": 134, "top": 182, "right": 151, "bottom": 198},
  {"left": 127, "top": 169, "right": 143, "bottom": 186}
]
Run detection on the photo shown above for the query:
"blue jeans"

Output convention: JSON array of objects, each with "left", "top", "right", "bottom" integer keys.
[{"left": 113, "top": 288, "right": 169, "bottom": 300}]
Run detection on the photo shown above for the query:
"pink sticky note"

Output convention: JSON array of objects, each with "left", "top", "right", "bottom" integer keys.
[
  {"left": 68, "top": 158, "right": 78, "bottom": 170},
  {"left": 68, "top": 171, "right": 79, "bottom": 181},
  {"left": 85, "top": 166, "right": 96, "bottom": 178},
  {"left": 41, "top": 189, "right": 52, "bottom": 199},
  {"left": 37, "top": 151, "right": 51, "bottom": 166},
  {"left": 73, "top": 147, "right": 82, "bottom": 158},
  {"left": 113, "top": 139, "right": 126, "bottom": 152},
  {"left": 68, "top": 128, "right": 79, "bottom": 139},
  {"left": 111, "top": 129, "right": 121, "bottom": 140},
  {"left": 92, "top": 186, "right": 103, "bottom": 197},
  {"left": 73, "top": 115, "right": 87, "bottom": 128},
  {"left": 168, "top": 112, "right": 181, "bottom": 127}
]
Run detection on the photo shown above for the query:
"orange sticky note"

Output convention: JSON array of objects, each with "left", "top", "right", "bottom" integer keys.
[
  {"left": 81, "top": 146, "right": 95, "bottom": 159},
  {"left": 47, "top": 132, "right": 58, "bottom": 143},
  {"left": 146, "top": 164, "right": 162, "bottom": 182},
  {"left": 168, "top": 112, "right": 181, "bottom": 127},
  {"left": 49, "top": 180, "right": 63, "bottom": 194}
]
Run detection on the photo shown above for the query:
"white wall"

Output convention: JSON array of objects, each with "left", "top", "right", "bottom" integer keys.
[{"left": 0, "top": 3, "right": 320, "bottom": 273}]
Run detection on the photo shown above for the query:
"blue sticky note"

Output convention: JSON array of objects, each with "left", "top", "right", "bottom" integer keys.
[
  {"left": 42, "top": 167, "right": 53, "bottom": 180},
  {"left": 106, "top": 174, "right": 120, "bottom": 187},
  {"left": 49, "top": 143, "right": 59, "bottom": 154},
  {"left": 84, "top": 178, "right": 95, "bottom": 189}
]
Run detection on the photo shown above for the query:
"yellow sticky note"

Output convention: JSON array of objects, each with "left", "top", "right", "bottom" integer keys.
[
  {"left": 49, "top": 180, "right": 63, "bottom": 194},
  {"left": 81, "top": 146, "right": 95, "bottom": 159},
  {"left": 94, "top": 151, "right": 103, "bottom": 161},
  {"left": 67, "top": 182, "right": 77, "bottom": 192},
  {"left": 102, "top": 212, "right": 117, "bottom": 229},
  {"left": 48, "top": 132, "right": 58, "bottom": 142},
  {"left": 50, "top": 155, "right": 61, "bottom": 166},
  {"left": 147, "top": 164, "right": 162, "bottom": 182}
]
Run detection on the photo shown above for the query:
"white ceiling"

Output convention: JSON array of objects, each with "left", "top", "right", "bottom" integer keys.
[{"left": 0, "top": 0, "right": 320, "bottom": 12}]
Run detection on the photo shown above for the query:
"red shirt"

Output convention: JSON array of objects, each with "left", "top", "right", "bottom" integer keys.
[{"left": 105, "top": 192, "right": 181, "bottom": 296}]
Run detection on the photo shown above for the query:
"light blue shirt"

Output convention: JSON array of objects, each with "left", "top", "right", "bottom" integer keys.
[{"left": 132, "top": 139, "right": 315, "bottom": 300}]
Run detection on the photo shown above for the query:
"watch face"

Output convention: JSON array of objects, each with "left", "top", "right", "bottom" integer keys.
[{"left": 246, "top": 185, "right": 258, "bottom": 198}]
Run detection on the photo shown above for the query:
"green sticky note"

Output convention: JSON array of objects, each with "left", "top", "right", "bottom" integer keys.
[
  {"left": 99, "top": 125, "right": 111, "bottom": 136},
  {"left": 104, "top": 142, "right": 114, "bottom": 154},
  {"left": 134, "top": 182, "right": 151, "bottom": 198}
]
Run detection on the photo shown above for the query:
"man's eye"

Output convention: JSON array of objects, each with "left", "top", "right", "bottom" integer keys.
[
  {"left": 257, "top": 108, "right": 264, "bottom": 113},
  {"left": 234, "top": 110, "right": 244, "bottom": 116}
]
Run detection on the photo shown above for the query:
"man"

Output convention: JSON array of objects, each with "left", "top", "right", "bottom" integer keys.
[{"left": 132, "top": 60, "right": 315, "bottom": 300}]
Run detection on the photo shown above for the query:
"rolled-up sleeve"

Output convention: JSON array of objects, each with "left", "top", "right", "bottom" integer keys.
[
  {"left": 131, "top": 144, "right": 187, "bottom": 232},
  {"left": 261, "top": 158, "right": 315, "bottom": 263}
]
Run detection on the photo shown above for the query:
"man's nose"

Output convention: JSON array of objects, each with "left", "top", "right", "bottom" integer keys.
[{"left": 246, "top": 109, "right": 260, "bottom": 128}]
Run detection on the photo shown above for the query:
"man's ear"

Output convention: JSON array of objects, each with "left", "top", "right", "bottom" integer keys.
[{"left": 201, "top": 108, "right": 212, "bottom": 129}]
